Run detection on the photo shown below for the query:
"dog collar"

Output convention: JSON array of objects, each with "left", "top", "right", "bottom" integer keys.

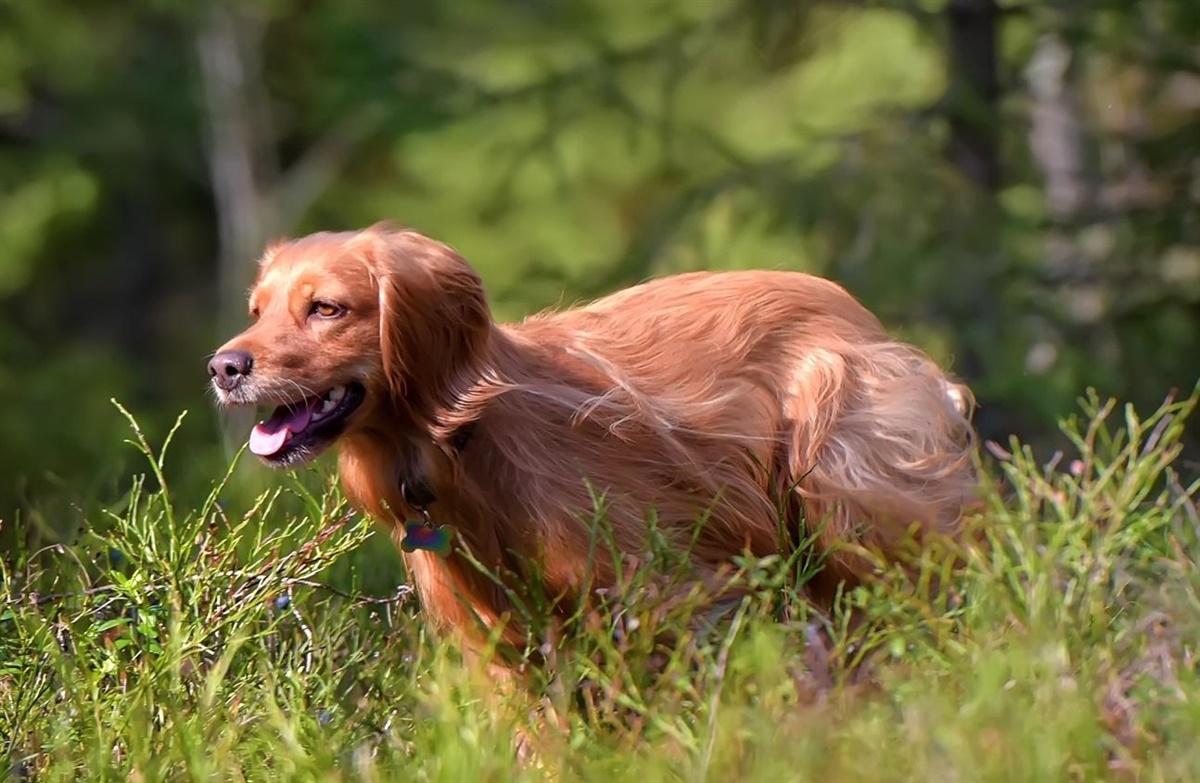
[
  {"left": 397, "top": 478, "right": 452, "bottom": 557},
  {"left": 396, "top": 423, "right": 473, "bottom": 557}
]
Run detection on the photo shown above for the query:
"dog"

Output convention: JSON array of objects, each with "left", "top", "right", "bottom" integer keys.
[{"left": 208, "top": 222, "right": 979, "bottom": 672}]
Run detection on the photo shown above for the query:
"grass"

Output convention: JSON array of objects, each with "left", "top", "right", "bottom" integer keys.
[{"left": 2, "top": 386, "right": 1199, "bottom": 782}]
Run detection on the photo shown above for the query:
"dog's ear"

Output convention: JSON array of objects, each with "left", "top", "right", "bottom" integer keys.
[{"left": 364, "top": 225, "right": 493, "bottom": 421}]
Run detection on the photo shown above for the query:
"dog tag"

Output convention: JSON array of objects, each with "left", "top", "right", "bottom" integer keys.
[{"left": 401, "top": 519, "right": 452, "bottom": 557}]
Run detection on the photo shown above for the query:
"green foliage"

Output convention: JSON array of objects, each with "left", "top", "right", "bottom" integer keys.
[
  {"left": 2, "top": 0, "right": 1197, "bottom": 521},
  {"left": 2, "top": 389, "right": 1198, "bottom": 780},
  {"left": 1, "top": 2, "right": 1196, "bottom": 775},
  {"left": 0, "top": 344, "right": 135, "bottom": 533}
]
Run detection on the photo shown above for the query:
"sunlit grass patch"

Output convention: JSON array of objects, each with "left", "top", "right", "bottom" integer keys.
[{"left": 2, "top": 385, "right": 1198, "bottom": 781}]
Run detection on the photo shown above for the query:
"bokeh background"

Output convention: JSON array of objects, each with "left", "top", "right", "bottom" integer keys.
[{"left": 2, "top": 0, "right": 1198, "bottom": 531}]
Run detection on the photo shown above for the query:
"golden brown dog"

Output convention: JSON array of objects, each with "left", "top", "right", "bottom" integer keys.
[{"left": 208, "top": 222, "right": 978, "bottom": 667}]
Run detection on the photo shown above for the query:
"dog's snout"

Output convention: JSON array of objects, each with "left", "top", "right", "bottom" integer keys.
[{"left": 208, "top": 349, "right": 254, "bottom": 390}]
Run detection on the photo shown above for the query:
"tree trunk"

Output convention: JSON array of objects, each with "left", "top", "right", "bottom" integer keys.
[
  {"left": 945, "top": 0, "right": 1000, "bottom": 192},
  {"left": 1025, "top": 32, "right": 1122, "bottom": 370},
  {"left": 196, "top": 1, "right": 276, "bottom": 337}
]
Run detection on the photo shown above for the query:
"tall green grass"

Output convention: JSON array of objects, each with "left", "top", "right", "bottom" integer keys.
[{"left": 2, "top": 386, "right": 1198, "bottom": 782}]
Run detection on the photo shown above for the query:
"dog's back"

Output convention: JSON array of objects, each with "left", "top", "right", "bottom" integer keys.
[{"left": 466, "top": 269, "right": 978, "bottom": 609}]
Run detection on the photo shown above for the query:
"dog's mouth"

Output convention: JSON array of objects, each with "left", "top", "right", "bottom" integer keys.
[{"left": 247, "top": 382, "right": 366, "bottom": 465}]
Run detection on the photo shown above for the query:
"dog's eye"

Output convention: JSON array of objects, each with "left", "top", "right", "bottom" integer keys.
[{"left": 309, "top": 300, "right": 345, "bottom": 320}]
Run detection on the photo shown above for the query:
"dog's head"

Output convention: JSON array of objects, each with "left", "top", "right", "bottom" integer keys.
[{"left": 208, "top": 223, "right": 492, "bottom": 467}]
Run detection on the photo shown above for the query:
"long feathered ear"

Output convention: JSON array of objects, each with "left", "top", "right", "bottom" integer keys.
[{"left": 365, "top": 224, "right": 493, "bottom": 423}]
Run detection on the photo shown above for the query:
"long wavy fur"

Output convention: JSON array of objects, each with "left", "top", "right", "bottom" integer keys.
[{"left": 222, "top": 223, "right": 980, "bottom": 675}]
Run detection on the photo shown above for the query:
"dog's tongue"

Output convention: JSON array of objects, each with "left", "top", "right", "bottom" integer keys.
[{"left": 248, "top": 400, "right": 316, "bottom": 457}]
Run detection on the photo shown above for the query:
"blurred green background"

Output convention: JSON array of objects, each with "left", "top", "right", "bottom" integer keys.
[{"left": 1, "top": 0, "right": 1197, "bottom": 531}]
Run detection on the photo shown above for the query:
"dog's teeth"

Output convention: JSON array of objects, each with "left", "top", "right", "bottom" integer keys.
[
  {"left": 320, "top": 397, "right": 338, "bottom": 414},
  {"left": 328, "top": 385, "right": 345, "bottom": 402}
]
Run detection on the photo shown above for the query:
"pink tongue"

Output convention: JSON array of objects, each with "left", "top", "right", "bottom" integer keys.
[{"left": 248, "top": 400, "right": 316, "bottom": 457}]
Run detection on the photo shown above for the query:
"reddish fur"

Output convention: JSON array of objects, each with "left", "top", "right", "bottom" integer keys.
[{"left": 213, "top": 222, "right": 980, "bottom": 667}]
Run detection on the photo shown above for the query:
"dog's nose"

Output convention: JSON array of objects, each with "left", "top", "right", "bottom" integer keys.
[{"left": 208, "top": 349, "right": 254, "bottom": 391}]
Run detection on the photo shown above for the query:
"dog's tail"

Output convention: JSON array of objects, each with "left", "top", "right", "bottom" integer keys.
[{"left": 784, "top": 339, "right": 979, "bottom": 588}]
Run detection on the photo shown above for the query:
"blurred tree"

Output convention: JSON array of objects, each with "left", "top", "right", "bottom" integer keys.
[{"left": 0, "top": 0, "right": 1196, "bottom": 526}]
